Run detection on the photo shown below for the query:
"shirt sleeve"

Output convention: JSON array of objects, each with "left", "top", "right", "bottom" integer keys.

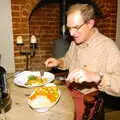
[
  {"left": 57, "top": 41, "right": 75, "bottom": 70},
  {"left": 98, "top": 40, "right": 120, "bottom": 96}
]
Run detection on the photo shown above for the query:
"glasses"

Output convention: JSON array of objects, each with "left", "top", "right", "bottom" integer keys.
[{"left": 67, "top": 23, "right": 85, "bottom": 32}]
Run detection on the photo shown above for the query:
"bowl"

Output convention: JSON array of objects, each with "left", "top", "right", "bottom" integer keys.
[{"left": 27, "top": 83, "right": 60, "bottom": 112}]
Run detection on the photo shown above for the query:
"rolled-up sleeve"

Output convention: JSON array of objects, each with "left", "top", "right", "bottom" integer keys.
[{"left": 98, "top": 40, "right": 120, "bottom": 96}]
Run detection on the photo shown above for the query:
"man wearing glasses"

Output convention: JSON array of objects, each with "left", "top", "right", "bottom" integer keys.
[{"left": 45, "top": 3, "right": 120, "bottom": 119}]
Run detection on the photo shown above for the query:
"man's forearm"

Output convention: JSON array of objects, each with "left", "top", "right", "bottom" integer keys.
[{"left": 57, "top": 59, "right": 65, "bottom": 68}]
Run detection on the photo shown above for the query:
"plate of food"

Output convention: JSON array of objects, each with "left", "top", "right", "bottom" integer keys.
[
  {"left": 14, "top": 71, "right": 55, "bottom": 88},
  {"left": 27, "top": 83, "right": 60, "bottom": 112}
]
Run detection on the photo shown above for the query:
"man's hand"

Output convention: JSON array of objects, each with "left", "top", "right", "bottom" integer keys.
[
  {"left": 66, "top": 68, "right": 101, "bottom": 83},
  {"left": 44, "top": 57, "right": 63, "bottom": 68}
]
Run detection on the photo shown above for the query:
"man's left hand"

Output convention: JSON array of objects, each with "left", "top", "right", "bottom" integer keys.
[{"left": 66, "top": 68, "right": 100, "bottom": 83}]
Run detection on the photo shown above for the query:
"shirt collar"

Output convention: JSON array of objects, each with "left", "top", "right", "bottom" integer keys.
[{"left": 78, "top": 28, "right": 99, "bottom": 48}]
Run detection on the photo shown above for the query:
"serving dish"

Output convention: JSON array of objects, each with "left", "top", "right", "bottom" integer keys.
[
  {"left": 27, "top": 83, "right": 60, "bottom": 112},
  {"left": 14, "top": 71, "right": 55, "bottom": 88}
]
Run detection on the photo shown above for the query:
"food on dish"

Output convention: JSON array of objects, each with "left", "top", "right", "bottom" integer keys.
[
  {"left": 25, "top": 75, "right": 48, "bottom": 86},
  {"left": 14, "top": 71, "right": 55, "bottom": 88},
  {"left": 28, "top": 84, "right": 60, "bottom": 108}
]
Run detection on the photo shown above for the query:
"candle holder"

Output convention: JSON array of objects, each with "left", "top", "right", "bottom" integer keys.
[
  {"left": 30, "top": 43, "right": 37, "bottom": 56},
  {"left": 16, "top": 35, "right": 37, "bottom": 70}
]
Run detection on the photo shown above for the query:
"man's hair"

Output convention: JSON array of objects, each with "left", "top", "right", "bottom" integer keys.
[{"left": 66, "top": 4, "right": 95, "bottom": 23}]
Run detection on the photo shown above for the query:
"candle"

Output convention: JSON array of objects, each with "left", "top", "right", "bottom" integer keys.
[
  {"left": 16, "top": 36, "right": 23, "bottom": 44},
  {"left": 62, "top": 24, "right": 66, "bottom": 33},
  {"left": 31, "top": 35, "right": 37, "bottom": 44}
]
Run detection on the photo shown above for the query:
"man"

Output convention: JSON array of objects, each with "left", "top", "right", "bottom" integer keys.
[
  {"left": 45, "top": 3, "right": 120, "bottom": 96},
  {"left": 45, "top": 3, "right": 120, "bottom": 119}
]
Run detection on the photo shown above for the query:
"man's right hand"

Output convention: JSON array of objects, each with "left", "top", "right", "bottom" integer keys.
[{"left": 44, "top": 57, "right": 61, "bottom": 68}]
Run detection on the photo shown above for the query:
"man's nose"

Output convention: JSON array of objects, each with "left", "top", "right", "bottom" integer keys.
[{"left": 69, "top": 29, "right": 76, "bottom": 36}]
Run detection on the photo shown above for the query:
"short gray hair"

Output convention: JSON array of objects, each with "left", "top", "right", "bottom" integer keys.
[{"left": 67, "top": 4, "right": 95, "bottom": 23}]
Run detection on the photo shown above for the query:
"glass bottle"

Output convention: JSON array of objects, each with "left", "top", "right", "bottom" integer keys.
[{"left": 0, "top": 66, "right": 11, "bottom": 113}]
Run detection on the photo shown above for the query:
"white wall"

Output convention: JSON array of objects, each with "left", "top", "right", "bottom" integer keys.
[
  {"left": 0, "top": 0, "right": 15, "bottom": 73},
  {"left": 116, "top": 0, "right": 120, "bottom": 48}
]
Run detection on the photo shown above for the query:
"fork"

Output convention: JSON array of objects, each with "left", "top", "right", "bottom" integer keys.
[{"left": 40, "top": 70, "right": 45, "bottom": 77}]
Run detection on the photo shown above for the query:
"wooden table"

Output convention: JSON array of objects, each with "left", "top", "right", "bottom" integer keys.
[{"left": 6, "top": 75, "right": 74, "bottom": 120}]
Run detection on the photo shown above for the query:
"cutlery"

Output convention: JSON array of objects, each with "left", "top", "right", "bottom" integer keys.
[{"left": 40, "top": 70, "right": 45, "bottom": 77}]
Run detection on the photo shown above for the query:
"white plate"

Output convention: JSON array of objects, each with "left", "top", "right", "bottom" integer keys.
[
  {"left": 27, "top": 83, "right": 60, "bottom": 112},
  {"left": 14, "top": 71, "right": 55, "bottom": 88}
]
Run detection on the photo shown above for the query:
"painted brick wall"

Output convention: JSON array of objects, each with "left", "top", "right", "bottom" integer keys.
[{"left": 11, "top": 0, "right": 117, "bottom": 71}]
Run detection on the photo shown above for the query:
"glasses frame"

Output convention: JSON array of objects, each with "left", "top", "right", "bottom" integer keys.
[{"left": 67, "top": 23, "right": 86, "bottom": 32}]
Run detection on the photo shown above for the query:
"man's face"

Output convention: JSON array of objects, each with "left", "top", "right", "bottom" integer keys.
[{"left": 67, "top": 11, "right": 91, "bottom": 44}]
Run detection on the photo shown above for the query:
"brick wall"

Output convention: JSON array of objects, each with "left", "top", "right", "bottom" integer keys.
[
  {"left": 94, "top": 0, "right": 117, "bottom": 41},
  {"left": 30, "top": 3, "right": 60, "bottom": 70},
  {"left": 11, "top": 0, "right": 42, "bottom": 71},
  {"left": 29, "top": 3, "right": 60, "bottom": 70},
  {"left": 11, "top": 0, "right": 117, "bottom": 71}
]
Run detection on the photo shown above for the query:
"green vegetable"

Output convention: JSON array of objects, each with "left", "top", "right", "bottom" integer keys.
[{"left": 28, "top": 75, "right": 37, "bottom": 80}]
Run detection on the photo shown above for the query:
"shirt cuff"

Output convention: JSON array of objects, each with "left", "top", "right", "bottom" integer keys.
[{"left": 98, "top": 73, "right": 111, "bottom": 91}]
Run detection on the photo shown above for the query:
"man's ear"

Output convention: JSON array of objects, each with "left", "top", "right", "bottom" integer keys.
[{"left": 87, "top": 19, "right": 95, "bottom": 28}]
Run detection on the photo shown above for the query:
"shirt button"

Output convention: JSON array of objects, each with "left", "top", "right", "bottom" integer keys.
[{"left": 83, "top": 65, "right": 87, "bottom": 68}]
